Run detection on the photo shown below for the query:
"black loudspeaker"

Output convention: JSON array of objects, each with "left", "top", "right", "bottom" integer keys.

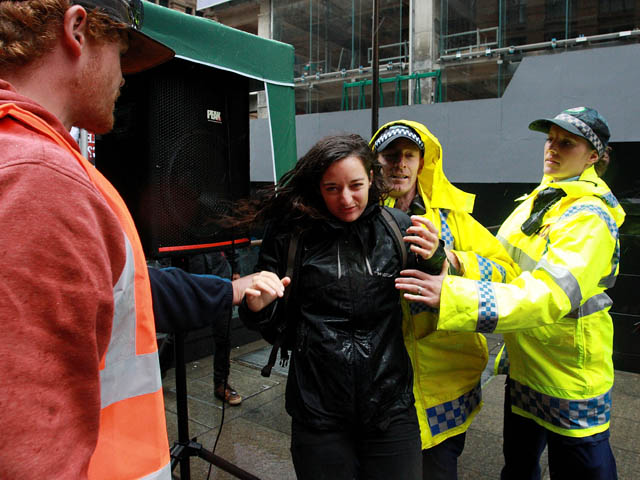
[{"left": 96, "top": 58, "right": 250, "bottom": 258}]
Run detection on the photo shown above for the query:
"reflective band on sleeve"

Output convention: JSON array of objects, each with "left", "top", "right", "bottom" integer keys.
[
  {"left": 140, "top": 461, "right": 171, "bottom": 480},
  {"left": 476, "top": 254, "right": 507, "bottom": 282},
  {"left": 497, "top": 235, "right": 538, "bottom": 272},
  {"left": 426, "top": 383, "right": 481, "bottom": 436},
  {"left": 566, "top": 292, "right": 613, "bottom": 319},
  {"left": 559, "top": 204, "right": 620, "bottom": 288},
  {"left": 535, "top": 258, "right": 582, "bottom": 312},
  {"left": 510, "top": 379, "right": 611, "bottom": 429},
  {"left": 476, "top": 281, "right": 499, "bottom": 333},
  {"left": 101, "top": 234, "right": 163, "bottom": 409},
  {"left": 439, "top": 209, "right": 455, "bottom": 249}
]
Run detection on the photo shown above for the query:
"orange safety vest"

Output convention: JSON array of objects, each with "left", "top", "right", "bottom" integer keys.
[{"left": 0, "top": 103, "right": 171, "bottom": 479}]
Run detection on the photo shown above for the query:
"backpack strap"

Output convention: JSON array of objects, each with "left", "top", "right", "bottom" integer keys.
[
  {"left": 380, "top": 207, "right": 407, "bottom": 269},
  {"left": 261, "top": 233, "right": 299, "bottom": 377}
]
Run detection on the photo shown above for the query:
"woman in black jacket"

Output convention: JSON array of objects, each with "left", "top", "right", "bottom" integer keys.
[{"left": 239, "top": 134, "right": 445, "bottom": 480}]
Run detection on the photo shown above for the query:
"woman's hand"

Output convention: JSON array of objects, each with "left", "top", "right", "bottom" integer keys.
[
  {"left": 403, "top": 215, "right": 440, "bottom": 260},
  {"left": 395, "top": 262, "right": 447, "bottom": 308},
  {"left": 240, "top": 271, "right": 291, "bottom": 312}
]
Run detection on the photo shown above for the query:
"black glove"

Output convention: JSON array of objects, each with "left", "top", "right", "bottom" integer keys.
[{"left": 417, "top": 239, "right": 447, "bottom": 275}]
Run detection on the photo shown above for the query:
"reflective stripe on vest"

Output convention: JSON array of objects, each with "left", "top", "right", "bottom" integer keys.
[
  {"left": 536, "top": 258, "right": 582, "bottom": 312},
  {"left": 0, "top": 104, "right": 170, "bottom": 479},
  {"left": 510, "top": 378, "right": 611, "bottom": 429},
  {"left": 102, "top": 234, "right": 163, "bottom": 408},
  {"left": 426, "top": 383, "right": 482, "bottom": 436},
  {"left": 497, "top": 235, "right": 538, "bottom": 272},
  {"left": 566, "top": 292, "right": 613, "bottom": 319}
]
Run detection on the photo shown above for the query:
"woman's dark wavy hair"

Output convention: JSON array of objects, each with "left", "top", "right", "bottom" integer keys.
[{"left": 239, "top": 133, "right": 388, "bottom": 229}]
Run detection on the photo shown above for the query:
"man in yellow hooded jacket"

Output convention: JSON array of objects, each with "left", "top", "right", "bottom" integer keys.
[{"left": 370, "top": 120, "right": 518, "bottom": 479}]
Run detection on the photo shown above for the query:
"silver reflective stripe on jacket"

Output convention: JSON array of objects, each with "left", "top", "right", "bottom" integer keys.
[
  {"left": 535, "top": 258, "right": 582, "bottom": 312},
  {"left": 100, "top": 233, "right": 162, "bottom": 409},
  {"left": 497, "top": 235, "right": 538, "bottom": 272},
  {"left": 566, "top": 292, "right": 613, "bottom": 319}
]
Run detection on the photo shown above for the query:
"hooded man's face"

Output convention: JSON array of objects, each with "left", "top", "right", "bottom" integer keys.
[{"left": 377, "top": 138, "right": 424, "bottom": 199}]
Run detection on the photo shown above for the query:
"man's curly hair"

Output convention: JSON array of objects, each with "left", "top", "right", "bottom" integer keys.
[{"left": 0, "top": 0, "right": 126, "bottom": 71}]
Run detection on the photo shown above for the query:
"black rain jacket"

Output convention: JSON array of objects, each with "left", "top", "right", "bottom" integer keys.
[{"left": 240, "top": 204, "right": 429, "bottom": 430}]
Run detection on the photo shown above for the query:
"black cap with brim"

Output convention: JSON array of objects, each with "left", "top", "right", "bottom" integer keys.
[
  {"left": 372, "top": 124, "right": 425, "bottom": 154},
  {"left": 528, "top": 107, "right": 610, "bottom": 156},
  {"left": 529, "top": 118, "right": 585, "bottom": 141},
  {"left": 72, "top": 0, "right": 174, "bottom": 74},
  {"left": 121, "top": 29, "right": 174, "bottom": 74}
]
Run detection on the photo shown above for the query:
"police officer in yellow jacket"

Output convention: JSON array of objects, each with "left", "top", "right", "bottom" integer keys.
[
  {"left": 407, "top": 107, "right": 624, "bottom": 479},
  {"left": 370, "top": 120, "right": 517, "bottom": 479}
]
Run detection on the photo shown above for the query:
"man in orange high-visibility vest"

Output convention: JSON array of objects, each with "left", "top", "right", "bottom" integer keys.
[{"left": 0, "top": 1, "right": 287, "bottom": 478}]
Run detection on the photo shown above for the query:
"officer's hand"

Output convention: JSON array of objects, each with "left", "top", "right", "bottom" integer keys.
[{"left": 395, "top": 261, "right": 447, "bottom": 308}]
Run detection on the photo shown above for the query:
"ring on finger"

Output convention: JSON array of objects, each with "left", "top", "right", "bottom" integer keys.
[{"left": 417, "top": 286, "right": 423, "bottom": 295}]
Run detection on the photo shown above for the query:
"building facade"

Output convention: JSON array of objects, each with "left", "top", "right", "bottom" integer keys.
[
  {"left": 148, "top": 0, "right": 639, "bottom": 370},
  {"left": 189, "top": 0, "right": 640, "bottom": 114}
]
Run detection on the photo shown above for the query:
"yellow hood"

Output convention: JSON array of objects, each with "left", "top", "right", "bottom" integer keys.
[{"left": 371, "top": 119, "right": 475, "bottom": 213}]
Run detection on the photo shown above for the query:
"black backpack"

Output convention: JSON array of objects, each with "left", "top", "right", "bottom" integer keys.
[{"left": 260, "top": 208, "right": 407, "bottom": 377}]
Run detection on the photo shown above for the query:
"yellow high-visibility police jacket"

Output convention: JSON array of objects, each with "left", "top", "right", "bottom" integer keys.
[
  {"left": 371, "top": 120, "right": 518, "bottom": 449},
  {"left": 438, "top": 166, "right": 625, "bottom": 437}
]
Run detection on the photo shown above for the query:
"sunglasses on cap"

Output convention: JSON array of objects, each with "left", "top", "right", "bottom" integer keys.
[{"left": 71, "top": 0, "right": 143, "bottom": 30}]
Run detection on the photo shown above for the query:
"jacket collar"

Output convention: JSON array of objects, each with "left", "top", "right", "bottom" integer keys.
[
  {"left": 518, "top": 166, "right": 625, "bottom": 227},
  {"left": 0, "top": 79, "right": 80, "bottom": 152}
]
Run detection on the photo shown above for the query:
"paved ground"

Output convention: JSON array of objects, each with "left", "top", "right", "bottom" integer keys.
[{"left": 163, "top": 334, "right": 640, "bottom": 480}]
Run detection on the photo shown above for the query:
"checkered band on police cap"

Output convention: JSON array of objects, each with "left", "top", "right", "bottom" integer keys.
[
  {"left": 373, "top": 125, "right": 425, "bottom": 153},
  {"left": 529, "top": 107, "right": 610, "bottom": 157}
]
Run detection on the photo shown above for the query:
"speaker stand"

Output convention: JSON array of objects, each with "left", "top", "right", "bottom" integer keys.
[{"left": 169, "top": 330, "right": 261, "bottom": 480}]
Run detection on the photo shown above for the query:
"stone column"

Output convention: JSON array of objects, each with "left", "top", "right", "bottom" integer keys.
[
  {"left": 257, "top": 0, "right": 272, "bottom": 118},
  {"left": 412, "top": 0, "right": 440, "bottom": 104}
]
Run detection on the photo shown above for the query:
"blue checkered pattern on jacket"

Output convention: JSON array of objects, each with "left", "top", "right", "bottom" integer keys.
[
  {"left": 559, "top": 204, "right": 620, "bottom": 282},
  {"left": 598, "top": 191, "right": 619, "bottom": 208},
  {"left": 426, "top": 383, "right": 482, "bottom": 436},
  {"left": 439, "top": 210, "right": 454, "bottom": 249},
  {"left": 476, "top": 281, "right": 498, "bottom": 333},
  {"left": 476, "top": 254, "right": 507, "bottom": 282},
  {"left": 510, "top": 379, "right": 611, "bottom": 429},
  {"left": 496, "top": 347, "right": 510, "bottom": 375},
  {"left": 409, "top": 302, "right": 439, "bottom": 315}
]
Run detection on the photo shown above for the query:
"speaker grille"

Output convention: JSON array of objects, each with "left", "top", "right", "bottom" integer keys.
[{"left": 96, "top": 58, "right": 250, "bottom": 257}]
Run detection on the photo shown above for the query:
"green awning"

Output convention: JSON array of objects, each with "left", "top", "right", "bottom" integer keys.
[{"left": 141, "top": 1, "right": 297, "bottom": 180}]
